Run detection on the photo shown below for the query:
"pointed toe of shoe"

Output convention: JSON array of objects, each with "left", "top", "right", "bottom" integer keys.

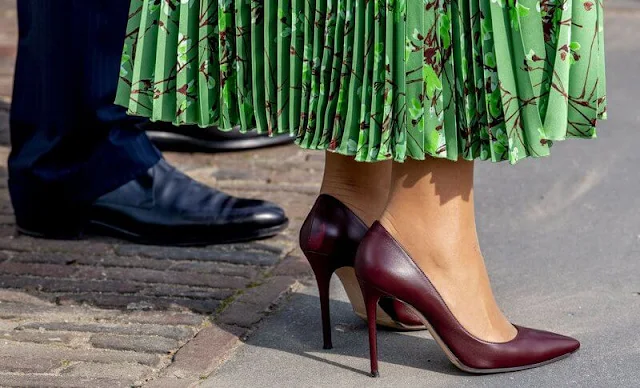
[
  {"left": 455, "top": 327, "right": 581, "bottom": 372},
  {"left": 568, "top": 337, "right": 581, "bottom": 353},
  {"left": 514, "top": 326, "right": 581, "bottom": 365},
  {"left": 546, "top": 332, "right": 580, "bottom": 357}
]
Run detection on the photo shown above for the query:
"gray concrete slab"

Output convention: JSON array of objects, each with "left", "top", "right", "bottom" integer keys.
[{"left": 202, "top": 13, "right": 640, "bottom": 388}]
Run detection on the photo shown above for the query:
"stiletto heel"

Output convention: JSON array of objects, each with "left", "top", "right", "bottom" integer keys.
[
  {"left": 360, "top": 281, "right": 382, "bottom": 378},
  {"left": 305, "top": 252, "right": 336, "bottom": 350},
  {"left": 355, "top": 222, "right": 581, "bottom": 375},
  {"left": 300, "top": 195, "right": 426, "bottom": 349}
]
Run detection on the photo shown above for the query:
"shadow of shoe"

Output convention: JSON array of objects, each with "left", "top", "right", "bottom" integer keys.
[{"left": 230, "top": 288, "right": 469, "bottom": 378}]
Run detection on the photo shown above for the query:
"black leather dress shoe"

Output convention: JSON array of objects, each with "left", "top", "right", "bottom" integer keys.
[
  {"left": 143, "top": 122, "right": 295, "bottom": 152},
  {"left": 17, "top": 160, "right": 288, "bottom": 246}
]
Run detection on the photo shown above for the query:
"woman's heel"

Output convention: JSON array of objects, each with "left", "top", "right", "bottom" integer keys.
[
  {"left": 305, "top": 252, "right": 337, "bottom": 350},
  {"left": 360, "top": 280, "right": 384, "bottom": 378}
]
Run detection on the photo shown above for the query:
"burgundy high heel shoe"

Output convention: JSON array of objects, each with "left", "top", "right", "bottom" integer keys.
[
  {"left": 300, "top": 195, "right": 425, "bottom": 350},
  {"left": 356, "top": 222, "right": 580, "bottom": 377}
]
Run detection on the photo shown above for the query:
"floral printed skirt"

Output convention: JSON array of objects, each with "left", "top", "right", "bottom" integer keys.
[{"left": 116, "top": 0, "right": 607, "bottom": 164}]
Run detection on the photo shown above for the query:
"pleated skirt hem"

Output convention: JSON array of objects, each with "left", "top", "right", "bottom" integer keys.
[{"left": 116, "top": 0, "right": 607, "bottom": 165}]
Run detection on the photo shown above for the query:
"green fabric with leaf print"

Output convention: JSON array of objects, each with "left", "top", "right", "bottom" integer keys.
[{"left": 116, "top": 0, "right": 606, "bottom": 164}]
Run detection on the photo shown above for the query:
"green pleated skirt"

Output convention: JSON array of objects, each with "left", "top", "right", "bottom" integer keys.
[{"left": 116, "top": 0, "right": 607, "bottom": 164}]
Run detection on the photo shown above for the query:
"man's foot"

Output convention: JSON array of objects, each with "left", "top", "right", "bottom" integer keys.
[
  {"left": 143, "top": 123, "right": 295, "bottom": 152},
  {"left": 17, "top": 160, "right": 288, "bottom": 246}
]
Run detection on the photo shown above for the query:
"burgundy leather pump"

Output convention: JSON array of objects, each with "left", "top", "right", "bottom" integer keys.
[
  {"left": 356, "top": 222, "right": 580, "bottom": 377},
  {"left": 300, "top": 195, "right": 425, "bottom": 349}
]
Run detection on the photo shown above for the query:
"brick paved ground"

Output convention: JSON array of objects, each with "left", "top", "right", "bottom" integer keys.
[
  {"left": 0, "top": 1, "right": 318, "bottom": 386},
  {"left": 0, "top": 0, "right": 15, "bottom": 101}
]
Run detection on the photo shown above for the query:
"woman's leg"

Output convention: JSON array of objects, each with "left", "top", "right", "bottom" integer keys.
[
  {"left": 380, "top": 158, "right": 517, "bottom": 342},
  {"left": 320, "top": 152, "right": 391, "bottom": 226}
]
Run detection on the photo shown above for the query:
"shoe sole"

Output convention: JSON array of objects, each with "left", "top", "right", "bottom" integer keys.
[
  {"left": 147, "top": 131, "right": 295, "bottom": 152},
  {"left": 18, "top": 219, "right": 289, "bottom": 247}
]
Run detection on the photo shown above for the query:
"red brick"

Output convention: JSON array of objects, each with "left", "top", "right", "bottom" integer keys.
[
  {"left": 0, "top": 262, "right": 76, "bottom": 278},
  {"left": 17, "top": 322, "right": 195, "bottom": 341},
  {"left": 236, "top": 276, "right": 296, "bottom": 308},
  {"left": 0, "top": 330, "right": 77, "bottom": 345},
  {"left": 55, "top": 293, "right": 221, "bottom": 314},
  {"left": 216, "top": 302, "right": 264, "bottom": 328},
  {"left": 115, "top": 243, "right": 283, "bottom": 265},
  {"left": 0, "top": 356, "right": 59, "bottom": 373},
  {"left": 0, "top": 275, "right": 142, "bottom": 294},
  {"left": 115, "top": 311, "right": 204, "bottom": 327},
  {"left": 0, "top": 375, "right": 133, "bottom": 388},
  {"left": 90, "top": 334, "right": 179, "bottom": 354},
  {"left": 0, "top": 341, "right": 162, "bottom": 367},
  {"left": 165, "top": 324, "right": 240, "bottom": 376},
  {"left": 0, "top": 237, "right": 113, "bottom": 255},
  {"left": 272, "top": 254, "right": 312, "bottom": 276},
  {"left": 98, "top": 267, "right": 250, "bottom": 289},
  {"left": 60, "top": 362, "right": 153, "bottom": 382}
]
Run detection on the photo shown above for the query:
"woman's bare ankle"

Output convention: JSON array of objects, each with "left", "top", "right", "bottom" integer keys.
[
  {"left": 320, "top": 185, "right": 388, "bottom": 227},
  {"left": 320, "top": 153, "right": 392, "bottom": 226}
]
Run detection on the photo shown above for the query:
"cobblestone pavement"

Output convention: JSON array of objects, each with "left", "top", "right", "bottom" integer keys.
[
  {"left": 0, "top": 1, "right": 319, "bottom": 386},
  {"left": 0, "top": 0, "right": 15, "bottom": 101},
  {"left": 0, "top": 146, "right": 319, "bottom": 387}
]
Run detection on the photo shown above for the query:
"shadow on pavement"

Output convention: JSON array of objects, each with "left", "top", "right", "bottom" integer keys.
[{"left": 232, "top": 290, "right": 469, "bottom": 378}]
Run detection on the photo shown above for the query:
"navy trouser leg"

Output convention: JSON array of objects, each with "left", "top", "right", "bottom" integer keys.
[{"left": 9, "top": 0, "right": 161, "bottom": 228}]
